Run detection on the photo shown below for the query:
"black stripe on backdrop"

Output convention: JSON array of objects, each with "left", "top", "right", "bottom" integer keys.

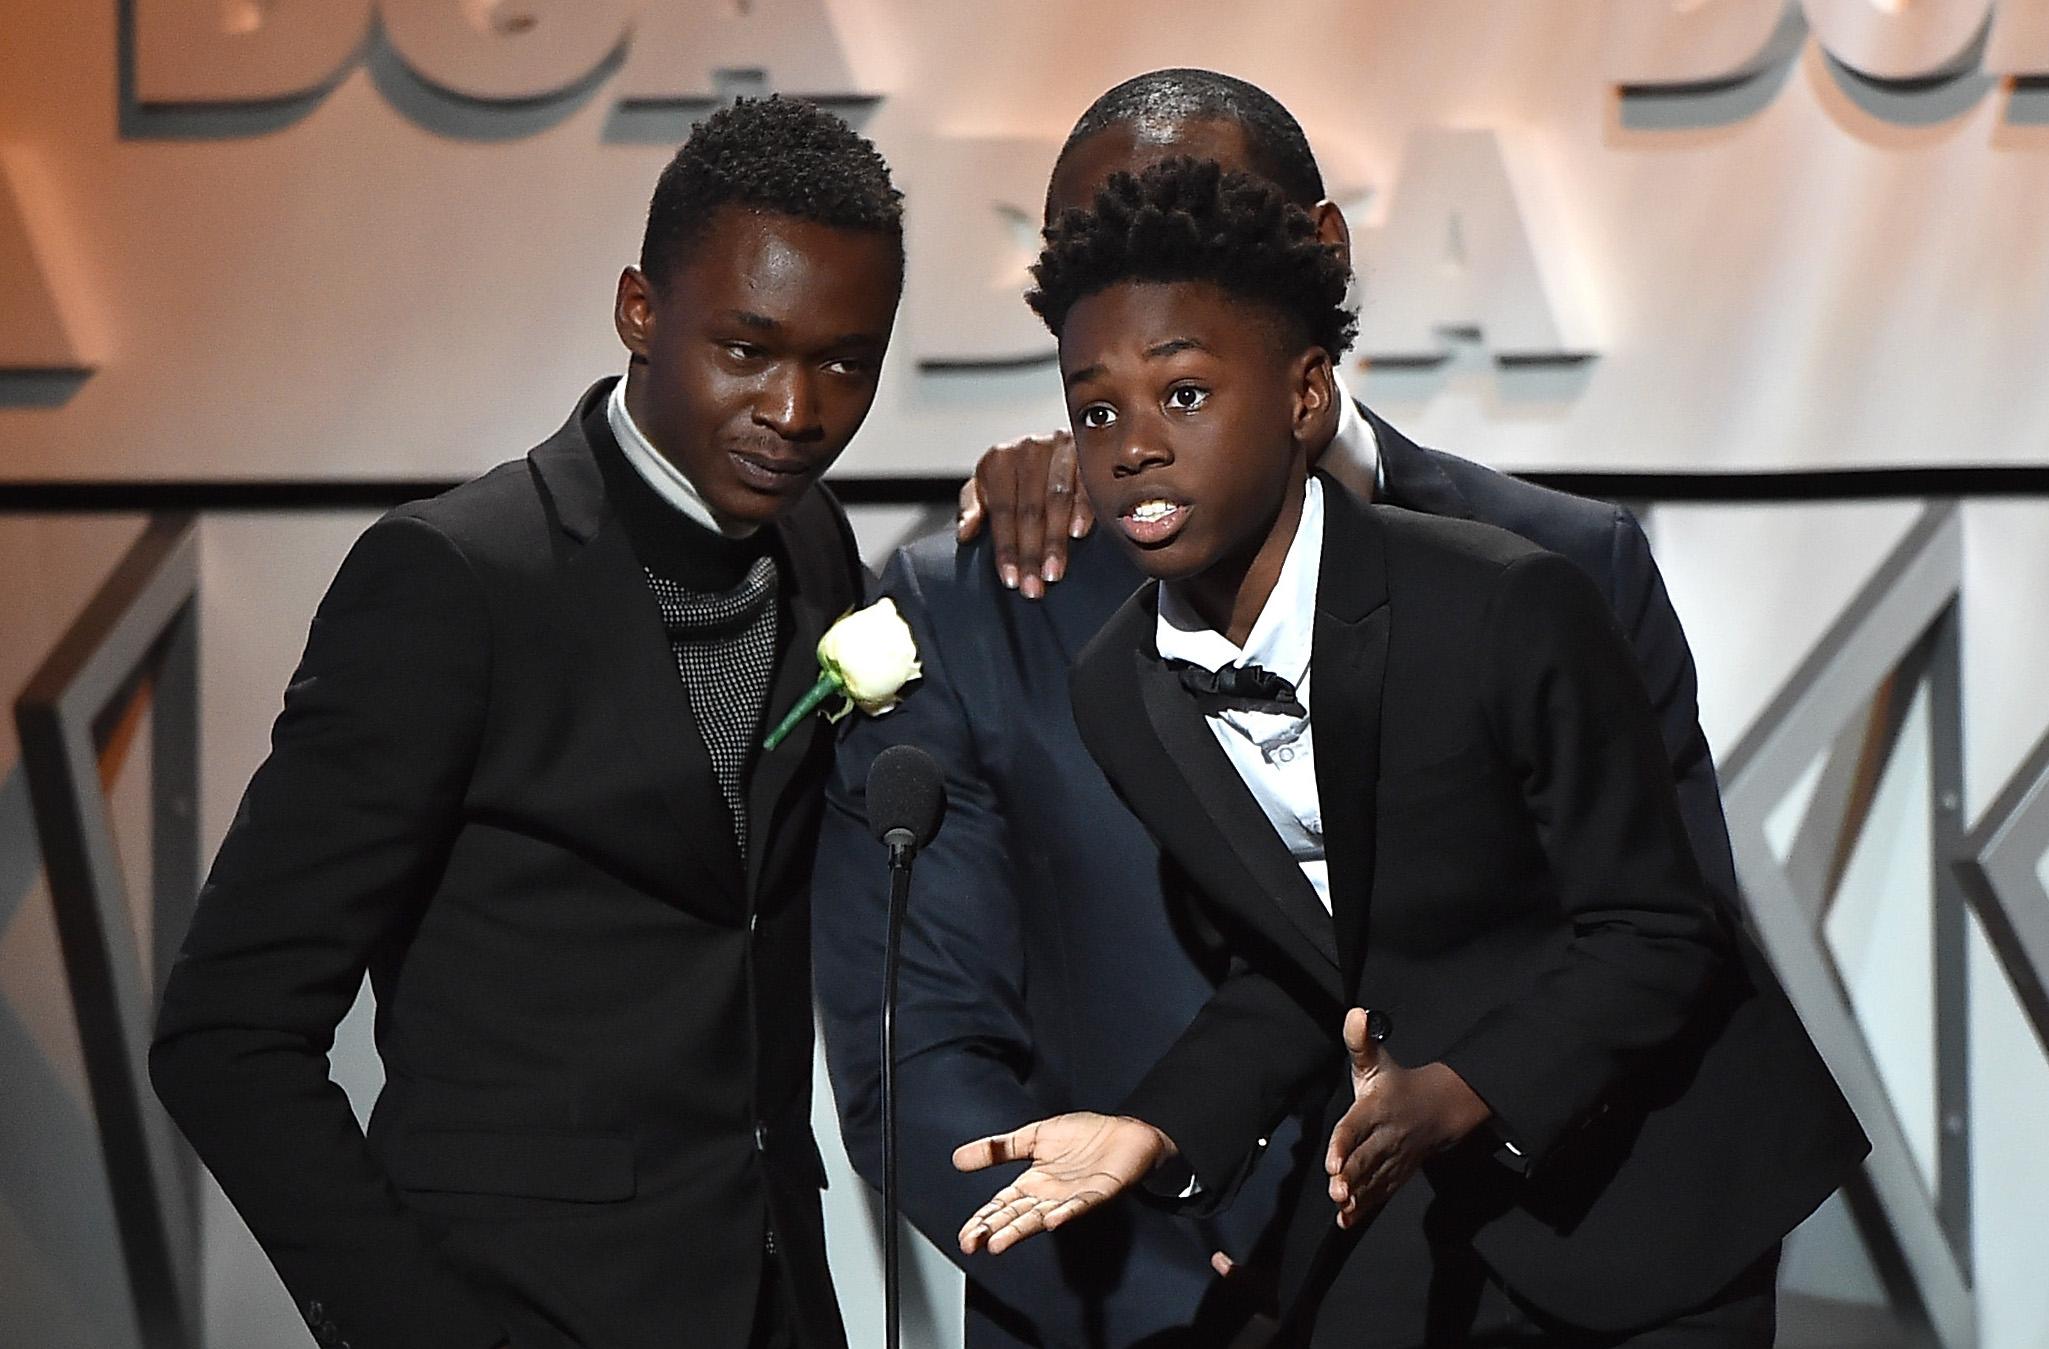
[{"left": 1, "top": 465, "right": 2048, "bottom": 513}]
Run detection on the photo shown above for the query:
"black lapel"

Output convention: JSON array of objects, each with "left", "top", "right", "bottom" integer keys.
[
  {"left": 744, "top": 491, "right": 845, "bottom": 896},
  {"left": 1364, "top": 403, "right": 1476, "bottom": 521},
  {"left": 1310, "top": 475, "right": 1392, "bottom": 997},
  {"left": 529, "top": 384, "right": 746, "bottom": 906},
  {"left": 1130, "top": 639, "right": 1342, "bottom": 978}
]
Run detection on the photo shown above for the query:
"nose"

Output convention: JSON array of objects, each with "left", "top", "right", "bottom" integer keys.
[
  {"left": 1111, "top": 412, "right": 1173, "bottom": 476},
  {"left": 753, "top": 365, "right": 824, "bottom": 442}
]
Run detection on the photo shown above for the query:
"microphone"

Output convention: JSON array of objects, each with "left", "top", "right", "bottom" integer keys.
[
  {"left": 866, "top": 743, "right": 946, "bottom": 863},
  {"left": 863, "top": 744, "right": 946, "bottom": 1349}
]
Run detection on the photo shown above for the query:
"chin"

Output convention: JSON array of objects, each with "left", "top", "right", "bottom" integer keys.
[
  {"left": 1121, "top": 538, "right": 1214, "bottom": 584},
  {"left": 720, "top": 494, "right": 786, "bottom": 526}
]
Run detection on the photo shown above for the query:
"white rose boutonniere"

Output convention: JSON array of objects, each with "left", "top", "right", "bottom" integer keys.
[{"left": 762, "top": 598, "right": 924, "bottom": 751}]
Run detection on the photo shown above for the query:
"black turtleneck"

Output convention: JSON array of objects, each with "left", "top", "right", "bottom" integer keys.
[
  {"left": 584, "top": 403, "right": 776, "bottom": 590},
  {"left": 583, "top": 402, "right": 786, "bottom": 854}
]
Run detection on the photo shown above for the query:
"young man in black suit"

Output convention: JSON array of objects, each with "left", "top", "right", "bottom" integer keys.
[
  {"left": 149, "top": 98, "right": 900, "bottom": 1349},
  {"left": 952, "top": 158, "right": 1868, "bottom": 1347},
  {"left": 814, "top": 71, "right": 1782, "bottom": 1348}
]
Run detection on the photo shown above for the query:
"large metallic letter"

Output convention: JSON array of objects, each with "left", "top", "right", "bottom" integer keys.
[
  {"left": 0, "top": 149, "right": 93, "bottom": 405},
  {"left": 616, "top": 0, "right": 875, "bottom": 107},
  {"left": 130, "top": 0, "right": 372, "bottom": 105},
  {"left": 1607, "top": 0, "right": 1797, "bottom": 88},
  {"left": 901, "top": 134, "right": 1060, "bottom": 371},
  {"left": 1803, "top": 0, "right": 1994, "bottom": 82},
  {"left": 1987, "top": 0, "right": 2049, "bottom": 73},
  {"left": 379, "top": 0, "right": 629, "bottom": 102},
  {"left": 1349, "top": 128, "right": 1593, "bottom": 368}
]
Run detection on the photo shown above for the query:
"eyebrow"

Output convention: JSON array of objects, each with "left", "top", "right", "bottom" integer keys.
[
  {"left": 714, "top": 312, "right": 887, "bottom": 350},
  {"left": 1062, "top": 336, "right": 1212, "bottom": 390}
]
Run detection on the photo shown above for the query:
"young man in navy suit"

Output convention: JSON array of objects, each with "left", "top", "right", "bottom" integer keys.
[
  {"left": 814, "top": 69, "right": 1801, "bottom": 1348},
  {"left": 151, "top": 99, "right": 900, "bottom": 1349},
  {"left": 952, "top": 156, "right": 1865, "bottom": 1348}
]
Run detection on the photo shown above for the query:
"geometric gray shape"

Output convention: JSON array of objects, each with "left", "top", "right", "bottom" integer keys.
[
  {"left": 1955, "top": 726, "right": 2049, "bottom": 1060},
  {"left": 13, "top": 514, "right": 200, "bottom": 1349},
  {"left": 1720, "top": 503, "right": 1975, "bottom": 1349}
]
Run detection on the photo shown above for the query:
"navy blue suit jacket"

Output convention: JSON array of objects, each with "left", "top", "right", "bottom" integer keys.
[{"left": 812, "top": 411, "right": 1743, "bottom": 1347}]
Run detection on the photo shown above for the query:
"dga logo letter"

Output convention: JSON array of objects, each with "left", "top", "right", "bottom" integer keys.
[
  {"left": 1609, "top": 0, "right": 2049, "bottom": 125},
  {"left": 129, "top": 0, "right": 869, "bottom": 114}
]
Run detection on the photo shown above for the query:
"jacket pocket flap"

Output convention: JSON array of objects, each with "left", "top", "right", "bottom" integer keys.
[{"left": 390, "top": 1129, "right": 635, "bottom": 1202}]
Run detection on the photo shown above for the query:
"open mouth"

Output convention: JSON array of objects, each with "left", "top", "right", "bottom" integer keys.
[{"left": 1118, "top": 497, "right": 1191, "bottom": 546}]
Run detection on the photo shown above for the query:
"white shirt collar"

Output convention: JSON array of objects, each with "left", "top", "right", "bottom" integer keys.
[
  {"left": 1318, "top": 373, "right": 1382, "bottom": 503},
  {"left": 1155, "top": 475, "right": 1325, "bottom": 689},
  {"left": 606, "top": 374, "right": 760, "bottom": 539}
]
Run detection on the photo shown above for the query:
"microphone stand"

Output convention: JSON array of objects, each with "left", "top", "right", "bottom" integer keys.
[{"left": 881, "top": 831, "right": 916, "bottom": 1349}]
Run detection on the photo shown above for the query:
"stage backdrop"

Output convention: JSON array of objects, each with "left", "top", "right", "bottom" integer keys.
[
  {"left": 6, "top": 6, "right": 2049, "bottom": 1349},
  {"left": 4, "top": 0, "right": 2049, "bottom": 481}
]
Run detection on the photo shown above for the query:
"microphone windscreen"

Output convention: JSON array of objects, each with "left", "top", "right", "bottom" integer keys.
[{"left": 865, "top": 744, "right": 947, "bottom": 849}]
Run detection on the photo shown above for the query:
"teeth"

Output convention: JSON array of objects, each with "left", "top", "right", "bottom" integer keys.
[{"left": 1130, "top": 500, "right": 1178, "bottom": 523}]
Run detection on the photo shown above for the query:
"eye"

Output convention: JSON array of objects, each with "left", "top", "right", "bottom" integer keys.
[
  {"left": 824, "top": 356, "right": 874, "bottom": 377},
  {"left": 1166, "top": 384, "right": 1210, "bottom": 413},
  {"left": 1077, "top": 403, "right": 1118, "bottom": 430},
  {"left": 722, "top": 342, "right": 763, "bottom": 362}
]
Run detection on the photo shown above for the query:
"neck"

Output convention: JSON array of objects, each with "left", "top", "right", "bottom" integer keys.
[
  {"left": 615, "top": 366, "right": 757, "bottom": 540},
  {"left": 1180, "top": 462, "right": 1308, "bottom": 647}
]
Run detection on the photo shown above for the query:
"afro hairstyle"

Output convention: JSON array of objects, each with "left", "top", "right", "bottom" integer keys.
[{"left": 1027, "top": 156, "right": 1355, "bottom": 358}]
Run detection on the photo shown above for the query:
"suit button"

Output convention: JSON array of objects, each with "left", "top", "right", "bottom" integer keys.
[
  {"left": 754, "top": 1121, "right": 769, "bottom": 1151},
  {"left": 1365, "top": 1008, "right": 1392, "bottom": 1042}
]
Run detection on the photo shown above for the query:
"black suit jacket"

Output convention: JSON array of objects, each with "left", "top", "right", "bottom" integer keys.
[
  {"left": 1071, "top": 478, "right": 1869, "bottom": 1334},
  {"left": 812, "top": 411, "right": 1789, "bottom": 1346},
  {"left": 152, "top": 383, "right": 861, "bottom": 1349}
]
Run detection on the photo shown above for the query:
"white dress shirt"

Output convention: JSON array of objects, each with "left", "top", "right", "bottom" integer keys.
[
  {"left": 1321, "top": 375, "right": 1384, "bottom": 503},
  {"left": 606, "top": 375, "right": 760, "bottom": 539},
  {"left": 1156, "top": 476, "right": 1332, "bottom": 913}
]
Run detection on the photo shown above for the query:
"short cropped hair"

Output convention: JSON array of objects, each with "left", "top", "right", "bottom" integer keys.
[
  {"left": 1028, "top": 157, "right": 1356, "bottom": 357},
  {"left": 639, "top": 96, "right": 904, "bottom": 288},
  {"left": 1054, "top": 68, "right": 1325, "bottom": 212}
]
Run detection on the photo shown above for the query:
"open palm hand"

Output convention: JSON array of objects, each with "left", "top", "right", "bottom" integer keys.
[{"left": 951, "top": 1111, "right": 1174, "bottom": 1254}]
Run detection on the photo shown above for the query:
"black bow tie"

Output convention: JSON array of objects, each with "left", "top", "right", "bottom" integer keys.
[{"left": 1167, "top": 659, "right": 1305, "bottom": 717}]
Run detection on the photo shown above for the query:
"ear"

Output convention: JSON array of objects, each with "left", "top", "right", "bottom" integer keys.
[
  {"left": 1291, "top": 346, "right": 1338, "bottom": 452},
  {"left": 614, "top": 266, "right": 656, "bottom": 361},
  {"left": 1310, "top": 199, "right": 1352, "bottom": 276}
]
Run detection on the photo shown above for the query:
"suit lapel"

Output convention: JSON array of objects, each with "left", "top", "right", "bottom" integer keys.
[
  {"left": 1310, "top": 477, "right": 1392, "bottom": 997},
  {"left": 744, "top": 503, "right": 840, "bottom": 897},
  {"left": 1132, "top": 641, "right": 1342, "bottom": 978},
  {"left": 531, "top": 388, "right": 747, "bottom": 908}
]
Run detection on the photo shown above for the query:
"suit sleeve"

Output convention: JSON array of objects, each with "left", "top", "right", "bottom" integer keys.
[
  {"left": 1437, "top": 550, "right": 1728, "bottom": 1167},
  {"left": 1607, "top": 508, "right": 1742, "bottom": 912},
  {"left": 1117, "top": 952, "right": 1338, "bottom": 1217},
  {"left": 150, "top": 513, "right": 507, "bottom": 1349},
  {"left": 813, "top": 550, "right": 1096, "bottom": 1343}
]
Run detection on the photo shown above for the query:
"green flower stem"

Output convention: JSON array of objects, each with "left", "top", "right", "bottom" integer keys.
[{"left": 763, "top": 673, "right": 843, "bottom": 752}]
